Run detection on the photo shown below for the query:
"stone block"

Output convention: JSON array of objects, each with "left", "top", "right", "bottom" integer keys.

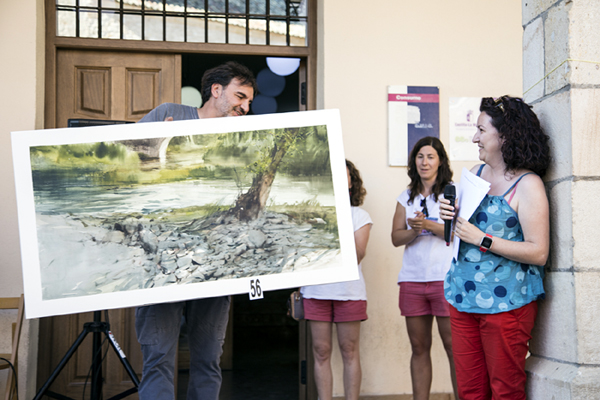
[
  {"left": 523, "top": 16, "right": 545, "bottom": 102},
  {"left": 571, "top": 88, "right": 600, "bottom": 177},
  {"left": 574, "top": 271, "right": 600, "bottom": 364},
  {"left": 572, "top": 180, "right": 600, "bottom": 269},
  {"left": 568, "top": 1, "right": 600, "bottom": 87},
  {"left": 531, "top": 90, "right": 572, "bottom": 182},
  {"left": 568, "top": 2, "right": 600, "bottom": 58},
  {"left": 540, "top": 119, "right": 570, "bottom": 178},
  {"left": 569, "top": 61, "right": 600, "bottom": 87},
  {"left": 544, "top": 1, "right": 571, "bottom": 94},
  {"left": 522, "top": 0, "right": 559, "bottom": 26},
  {"left": 530, "top": 271, "right": 577, "bottom": 362},
  {"left": 527, "top": 356, "right": 600, "bottom": 399},
  {"left": 526, "top": 356, "right": 579, "bottom": 399},
  {"left": 546, "top": 180, "right": 573, "bottom": 272}
]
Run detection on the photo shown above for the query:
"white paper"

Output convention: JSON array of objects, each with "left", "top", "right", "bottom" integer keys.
[{"left": 452, "top": 167, "right": 491, "bottom": 259}]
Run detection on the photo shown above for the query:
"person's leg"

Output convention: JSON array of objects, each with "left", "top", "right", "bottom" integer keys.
[
  {"left": 405, "top": 315, "right": 434, "bottom": 400},
  {"left": 310, "top": 320, "right": 334, "bottom": 400},
  {"left": 135, "top": 302, "right": 184, "bottom": 400},
  {"left": 428, "top": 281, "right": 458, "bottom": 400},
  {"left": 436, "top": 316, "right": 459, "bottom": 400},
  {"left": 185, "top": 296, "right": 231, "bottom": 400},
  {"left": 450, "top": 306, "right": 491, "bottom": 400},
  {"left": 336, "top": 321, "right": 362, "bottom": 400},
  {"left": 480, "top": 302, "right": 538, "bottom": 400}
]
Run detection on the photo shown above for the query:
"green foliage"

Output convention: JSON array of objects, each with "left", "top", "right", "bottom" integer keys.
[
  {"left": 279, "top": 125, "right": 331, "bottom": 176},
  {"left": 267, "top": 198, "right": 339, "bottom": 236},
  {"left": 31, "top": 142, "right": 134, "bottom": 168},
  {"left": 202, "top": 131, "right": 268, "bottom": 165},
  {"left": 247, "top": 126, "right": 317, "bottom": 176},
  {"left": 148, "top": 202, "right": 229, "bottom": 223}
]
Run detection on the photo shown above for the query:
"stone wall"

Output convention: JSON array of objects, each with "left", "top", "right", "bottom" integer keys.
[{"left": 522, "top": 1, "right": 600, "bottom": 398}]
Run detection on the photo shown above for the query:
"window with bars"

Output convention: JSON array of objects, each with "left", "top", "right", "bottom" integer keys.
[{"left": 55, "top": 0, "right": 308, "bottom": 46}]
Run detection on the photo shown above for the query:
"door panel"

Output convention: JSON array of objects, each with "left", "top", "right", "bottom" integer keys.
[
  {"left": 38, "top": 49, "right": 181, "bottom": 399},
  {"left": 128, "top": 69, "right": 163, "bottom": 119},
  {"left": 56, "top": 49, "right": 181, "bottom": 127}
]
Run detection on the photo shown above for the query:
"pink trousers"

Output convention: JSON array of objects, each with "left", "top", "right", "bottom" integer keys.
[{"left": 449, "top": 302, "right": 538, "bottom": 400}]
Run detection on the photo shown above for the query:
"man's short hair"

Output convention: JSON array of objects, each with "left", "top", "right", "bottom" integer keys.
[{"left": 201, "top": 61, "right": 257, "bottom": 105}]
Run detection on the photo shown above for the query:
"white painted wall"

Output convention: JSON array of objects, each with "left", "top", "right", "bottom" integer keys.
[
  {"left": 0, "top": 0, "right": 43, "bottom": 398},
  {"left": 321, "top": 0, "right": 523, "bottom": 396}
]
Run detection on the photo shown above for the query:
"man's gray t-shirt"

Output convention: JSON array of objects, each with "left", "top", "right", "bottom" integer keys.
[{"left": 138, "top": 103, "right": 199, "bottom": 123}]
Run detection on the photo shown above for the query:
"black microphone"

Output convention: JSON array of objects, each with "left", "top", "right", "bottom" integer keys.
[{"left": 444, "top": 184, "right": 456, "bottom": 246}]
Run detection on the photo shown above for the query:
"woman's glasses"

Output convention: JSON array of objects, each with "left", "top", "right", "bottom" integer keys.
[
  {"left": 493, "top": 96, "right": 506, "bottom": 113},
  {"left": 420, "top": 198, "right": 429, "bottom": 218}
]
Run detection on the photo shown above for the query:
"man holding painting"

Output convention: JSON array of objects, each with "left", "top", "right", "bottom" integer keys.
[{"left": 135, "top": 61, "right": 256, "bottom": 400}]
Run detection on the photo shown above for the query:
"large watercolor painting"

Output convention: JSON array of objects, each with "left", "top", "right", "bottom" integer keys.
[{"left": 12, "top": 110, "right": 356, "bottom": 318}]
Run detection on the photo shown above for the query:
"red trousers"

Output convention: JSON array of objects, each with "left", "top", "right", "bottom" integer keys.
[{"left": 449, "top": 302, "right": 538, "bottom": 400}]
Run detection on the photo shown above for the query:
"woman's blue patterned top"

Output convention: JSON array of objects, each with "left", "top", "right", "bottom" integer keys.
[{"left": 444, "top": 171, "right": 545, "bottom": 314}]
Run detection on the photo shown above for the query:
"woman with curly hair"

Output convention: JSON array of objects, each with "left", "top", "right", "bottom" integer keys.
[
  {"left": 440, "top": 96, "right": 550, "bottom": 399},
  {"left": 391, "top": 137, "right": 457, "bottom": 400},
  {"left": 301, "top": 159, "right": 372, "bottom": 400}
]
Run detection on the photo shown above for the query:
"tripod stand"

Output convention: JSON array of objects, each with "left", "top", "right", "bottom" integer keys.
[{"left": 34, "top": 310, "right": 140, "bottom": 400}]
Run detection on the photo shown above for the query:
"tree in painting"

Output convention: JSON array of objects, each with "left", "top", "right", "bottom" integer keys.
[{"left": 230, "top": 126, "right": 315, "bottom": 221}]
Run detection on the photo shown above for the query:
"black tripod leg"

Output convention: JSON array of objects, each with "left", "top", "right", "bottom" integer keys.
[
  {"left": 33, "top": 327, "right": 91, "bottom": 400},
  {"left": 105, "top": 327, "right": 141, "bottom": 387}
]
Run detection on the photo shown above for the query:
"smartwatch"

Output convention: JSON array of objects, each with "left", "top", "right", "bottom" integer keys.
[{"left": 479, "top": 234, "right": 493, "bottom": 252}]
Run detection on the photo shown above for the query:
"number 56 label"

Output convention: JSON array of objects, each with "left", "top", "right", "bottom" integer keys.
[{"left": 249, "top": 279, "right": 264, "bottom": 300}]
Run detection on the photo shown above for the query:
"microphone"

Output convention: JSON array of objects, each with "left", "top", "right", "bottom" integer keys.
[{"left": 443, "top": 184, "right": 456, "bottom": 246}]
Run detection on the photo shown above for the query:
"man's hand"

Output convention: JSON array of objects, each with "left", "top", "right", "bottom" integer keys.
[{"left": 164, "top": 116, "right": 174, "bottom": 122}]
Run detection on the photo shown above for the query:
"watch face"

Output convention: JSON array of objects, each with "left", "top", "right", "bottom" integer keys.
[{"left": 481, "top": 236, "right": 493, "bottom": 249}]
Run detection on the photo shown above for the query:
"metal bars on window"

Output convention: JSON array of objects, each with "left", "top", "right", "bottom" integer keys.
[{"left": 55, "top": 0, "right": 308, "bottom": 46}]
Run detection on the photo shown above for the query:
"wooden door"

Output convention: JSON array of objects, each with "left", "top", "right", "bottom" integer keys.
[
  {"left": 55, "top": 49, "right": 181, "bottom": 127},
  {"left": 37, "top": 49, "right": 181, "bottom": 399}
]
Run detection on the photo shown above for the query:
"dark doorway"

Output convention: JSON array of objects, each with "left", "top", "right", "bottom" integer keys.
[
  {"left": 220, "top": 290, "right": 300, "bottom": 400},
  {"left": 177, "top": 53, "right": 301, "bottom": 400},
  {"left": 181, "top": 53, "right": 301, "bottom": 115},
  {"left": 177, "top": 290, "right": 300, "bottom": 400}
]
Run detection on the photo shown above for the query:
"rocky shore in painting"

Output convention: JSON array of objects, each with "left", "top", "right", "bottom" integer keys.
[{"left": 37, "top": 210, "right": 340, "bottom": 299}]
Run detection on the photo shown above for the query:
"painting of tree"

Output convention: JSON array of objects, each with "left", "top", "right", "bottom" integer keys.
[{"left": 12, "top": 110, "right": 356, "bottom": 318}]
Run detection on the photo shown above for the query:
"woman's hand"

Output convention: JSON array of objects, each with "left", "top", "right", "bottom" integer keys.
[
  {"left": 454, "top": 217, "right": 484, "bottom": 246},
  {"left": 407, "top": 211, "right": 425, "bottom": 231},
  {"left": 439, "top": 198, "right": 456, "bottom": 221}
]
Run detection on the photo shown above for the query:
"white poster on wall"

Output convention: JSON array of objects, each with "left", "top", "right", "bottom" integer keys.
[
  {"left": 449, "top": 97, "right": 481, "bottom": 161},
  {"left": 388, "top": 86, "right": 440, "bottom": 166}
]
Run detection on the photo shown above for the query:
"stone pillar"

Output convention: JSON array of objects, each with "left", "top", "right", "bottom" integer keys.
[{"left": 523, "top": 1, "right": 600, "bottom": 398}]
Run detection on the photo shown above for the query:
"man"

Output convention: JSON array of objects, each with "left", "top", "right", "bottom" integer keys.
[{"left": 135, "top": 61, "right": 256, "bottom": 400}]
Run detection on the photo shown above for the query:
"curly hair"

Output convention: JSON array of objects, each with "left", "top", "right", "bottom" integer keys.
[
  {"left": 480, "top": 96, "right": 550, "bottom": 177},
  {"left": 407, "top": 136, "right": 453, "bottom": 205},
  {"left": 201, "top": 61, "right": 257, "bottom": 105},
  {"left": 346, "top": 159, "right": 366, "bottom": 206}
]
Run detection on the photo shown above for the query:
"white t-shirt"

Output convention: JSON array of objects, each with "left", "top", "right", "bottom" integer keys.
[
  {"left": 301, "top": 206, "right": 372, "bottom": 301},
  {"left": 396, "top": 190, "right": 453, "bottom": 283}
]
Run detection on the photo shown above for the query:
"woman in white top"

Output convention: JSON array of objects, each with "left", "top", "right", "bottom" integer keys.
[
  {"left": 301, "top": 160, "right": 372, "bottom": 400},
  {"left": 391, "top": 137, "right": 457, "bottom": 400}
]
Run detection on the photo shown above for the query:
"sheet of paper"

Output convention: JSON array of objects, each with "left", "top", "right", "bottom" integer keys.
[{"left": 452, "top": 167, "right": 491, "bottom": 259}]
